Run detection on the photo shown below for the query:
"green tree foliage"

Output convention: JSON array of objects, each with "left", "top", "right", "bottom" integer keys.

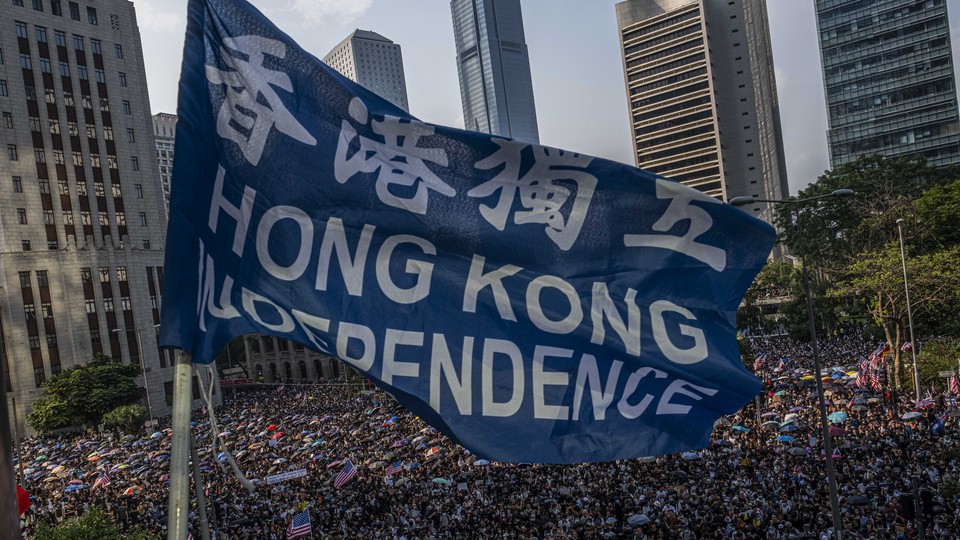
[
  {"left": 907, "top": 337, "right": 960, "bottom": 396},
  {"left": 27, "top": 355, "right": 142, "bottom": 432},
  {"left": 101, "top": 404, "right": 148, "bottom": 434},
  {"left": 32, "top": 508, "right": 153, "bottom": 540}
]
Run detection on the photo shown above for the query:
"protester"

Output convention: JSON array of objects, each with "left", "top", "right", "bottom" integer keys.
[{"left": 14, "top": 331, "right": 960, "bottom": 539}]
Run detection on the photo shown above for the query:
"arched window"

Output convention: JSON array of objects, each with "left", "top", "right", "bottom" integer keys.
[
  {"left": 299, "top": 360, "right": 308, "bottom": 379},
  {"left": 269, "top": 363, "right": 278, "bottom": 383},
  {"left": 314, "top": 358, "right": 324, "bottom": 380},
  {"left": 283, "top": 362, "right": 292, "bottom": 380},
  {"left": 255, "top": 364, "right": 264, "bottom": 382}
]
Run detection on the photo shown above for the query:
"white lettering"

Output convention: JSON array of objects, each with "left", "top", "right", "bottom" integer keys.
[
  {"left": 463, "top": 255, "right": 521, "bottom": 322},
  {"left": 376, "top": 235, "right": 435, "bottom": 304},
  {"left": 291, "top": 309, "right": 332, "bottom": 354},
  {"left": 526, "top": 275, "right": 583, "bottom": 335},
  {"left": 316, "top": 218, "right": 375, "bottom": 297},
  {"left": 481, "top": 339, "right": 524, "bottom": 417},
  {"left": 617, "top": 367, "right": 667, "bottom": 419},
  {"left": 429, "top": 334, "right": 473, "bottom": 415},
  {"left": 382, "top": 329, "right": 422, "bottom": 386},
  {"left": 241, "top": 288, "right": 295, "bottom": 333},
  {"left": 256, "top": 206, "right": 313, "bottom": 281},
  {"left": 657, "top": 379, "right": 718, "bottom": 415},
  {"left": 572, "top": 355, "right": 622, "bottom": 421},
  {"left": 650, "top": 300, "right": 708, "bottom": 365},
  {"left": 208, "top": 166, "right": 255, "bottom": 256},
  {"left": 590, "top": 284, "right": 640, "bottom": 356},
  {"left": 532, "top": 346, "right": 571, "bottom": 421},
  {"left": 336, "top": 322, "right": 376, "bottom": 372}
]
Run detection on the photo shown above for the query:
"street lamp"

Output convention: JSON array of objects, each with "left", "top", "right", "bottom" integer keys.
[
  {"left": 113, "top": 326, "right": 157, "bottom": 426},
  {"left": 895, "top": 219, "right": 921, "bottom": 401},
  {"left": 730, "top": 188, "right": 854, "bottom": 540}
]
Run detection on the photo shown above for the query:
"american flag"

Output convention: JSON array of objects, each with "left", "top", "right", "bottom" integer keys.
[
  {"left": 950, "top": 376, "right": 960, "bottom": 395},
  {"left": 92, "top": 473, "right": 111, "bottom": 491},
  {"left": 869, "top": 369, "right": 882, "bottom": 390},
  {"left": 753, "top": 353, "right": 767, "bottom": 372},
  {"left": 334, "top": 459, "right": 357, "bottom": 489},
  {"left": 901, "top": 341, "right": 913, "bottom": 351},
  {"left": 286, "top": 510, "right": 312, "bottom": 539},
  {"left": 384, "top": 461, "right": 402, "bottom": 476}
]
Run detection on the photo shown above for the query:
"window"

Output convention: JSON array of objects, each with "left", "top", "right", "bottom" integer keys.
[
  {"left": 44, "top": 89, "right": 55, "bottom": 104},
  {"left": 116, "top": 266, "right": 126, "bottom": 281},
  {"left": 102, "top": 126, "right": 113, "bottom": 140},
  {"left": 130, "top": 156, "right": 139, "bottom": 171},
  {"left": 86, "top": 6, "right": 97, "bottom": 25},
  {"left": 120, "top": 297, "right": 131, "bottom": 311},
  {"left": 84, "top": 298, "right": 95, "bottom": 313},
  {"left": 51, "top": 0, "right": 61, "bottom": 16},
  {"left": 54, "top": 30, "right": 65, "bottom": 47},
  {"left": 62, "top": 211, "right": 73, "bottom": 224},
  {"left": 138, "top": 212, "right": 146, "bottom": 226},
  {"left": 48, "top": 119, "right": 60, "bottom": 134},
  {"left": 72, "top": 34, "right": 83, "bottom": 51},
  {"left": 80, "top": 211, "right": 90, "bottom": 224},
  {"left": 68, "top": 1, "right": 79, "bottom": 20},
  {"left": 134, "top": 184, "right": 142, "bottom": 199},
  {"left": 93, "top": 181, "right": 104, "bottom": 196},
  {"left": 23, "top": 84, "right": 34, "bottom": 101},
  {"left": 47, "top": 240, "right": 57, "bottom": 250},
  {"left": 16, "top": 208, "right": 27, "bottom": 224},
  {"left": 90, "top": 38, "right": 100, "bottom": 55},
  {"left": 38, "top": 178, "right": 49, "bottom": 193},
  {"left": 12, "top": 176, "right": 22, "bottom": 192},
  {"left": 29, "top": 116, "right": 40, "bottom": 131},
  {"left": 106, "top": 155, "right": 117, "bottom": 169},
  {"left": 52, "top": 149, "right": 64, "bottom": 163},
  {"left": 111, "top": 183, "right": 121, "bottom": 197},
  {"left": 63, "top": 92, "right": 73, "bottom": 107},
  {"left": 98, "top": 267, "right": 109, "bottom": 282},
  {"left": 39, "top": 57, "right": 50, "bottom": 73},
  {"left": 57, "top": 179, "right": 68, "bottom": 194},
  {"left": 115, "top": 212, "right": 125, "bottom": 226},
  {"left": 34, "top": 367, "right": 45, "bottom": 387},
  {"left": 13, "top": 0, "right": 24, "bottom": 6},
  {"left": 7, "top": 144, "right": 18, "bottom": 161},
  {"left": 43, "top": 210, "right": 54, "bottom": 224},
  {"left": 32, "top": 0, "right": 41, "bottom": 11},
  {"left": 34, "top": 148, "right": 45, "bottom": 163},
  {"left": 94, "top": 68, "right": 104, "bottom": 83},
  {"left": 122, "top": 100, "right": 130, "bottom": 114},
  {"left": 19, "top": 54, "right": 32, "bottom": 70},
  {"left": 15, "top": 22, "right": 28, "bottom": 39},
  {"left": 142, "top": 239, "right": 150, "bottom": 249},
  {"left": 2, "top": 112, "right": 12, "bottom": 128},
  {"left": 99, "top": 98, "right": 109, "bottom": 112},
  {"left": 19, "top": 272, "right": 30, "bottom": 288},
  {"left": 103, "top": 298, "right": 114, "bottom": 312},
  {"left": 35, "top": 25, "right": 46, "bottom": 42},
  {"left": 0, "top": 80, "right": 6, "bottom": 96},
  {"left": 81, "top": 95, "right": 91, "bottom": 109},
  {"left": 77, "top": 65, "right": 87, "bottom": 80},
  {"left": 118, "top": 72, "right": 126, "bottom": 87},
  {"left": 126, "top": 128, "right": 134, "bottom": 143},
  {"left": 41, "top": 303, "right": 52, "bottom": 318},
  {"left": 114, "top": 44, "right": 123, "bottom": 59},
  {"left": 71, "top": 151, "right": 82, "bottom": 166},
  {"left": 98, "top": 212, "right": 108, "bottom": 225},
  {"left": 46, "top": 334, "right": 57, "bottom": 349},
  {"left": 21, "top": 240, "right": 31, "bottom": 251},
  {"left": 80, "top": 267, "right": 91, "bottom": 283},
  {"left": 23, "top": 303, "right": 35, "bottom": 319},
  {"left": 76, "top": 182, "right": 86, "bottom": 196},
  {"left": 68, "top": 121, "right": 78, "bottom": 136}
]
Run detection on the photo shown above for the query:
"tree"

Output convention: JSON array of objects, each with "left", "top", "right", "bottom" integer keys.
[
  {"left": 737, "top": 261, "right": 796, "bottom": 335},
  {"left": 32, "top": 508, "right": 152, "bottom": 540},
  {"left": 101, "top": 404, "right": 148, "bottom": 434},
  {"left": 27, "top": 355, "right": 142, "bottom": 432},
  {"left": 910, "top": 337, "right": 960, "bottom": 395},
  {"left": 832, "top": 245, "right": 960, "bottom": 389}
]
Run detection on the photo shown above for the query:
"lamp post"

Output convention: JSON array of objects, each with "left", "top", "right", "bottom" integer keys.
[
  {"left": 895, "top": 219, "right": 921, "bottom": 401},
  {"left": 113, "top": 327, "right": 156, "bottom": 426},
  {"left": 730, "top": 188, "right": 854, "bottom": 540}
]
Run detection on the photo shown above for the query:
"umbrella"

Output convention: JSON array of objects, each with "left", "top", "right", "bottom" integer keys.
[
  {"left": 760, "top": 412, "right": 778, "bottom": 418},
  {"left": 847, "top": 495, "right": 870, "bottom": 505},
  {"left": 775, "top": 436, "right": 795, "bottom": 442},
  {"left": 431, "top": 478, "right": 451, "bottom": 485},
  {"left": 713, "top": 440, "right": 733, "bottom": 447},
  {"left": 681, "top": 452, "right": 700, "bottom": 460},
  {"left": 762, "top": 421, "right": 779, "bottom": 430},
  {"left": 774, "top": 390, "right": 786, "bottom": 396},
  {"left": 473, "top": 459, "right": 490, "bottom": 466},
  {"left": 730, "top": 425, "right": 750, "bottom": 433},
  {"left": 150, "top": 432, "right": 162, "bottom": 439},
  {"left": 827, "top": 412, "right": 848, "bottom": 424},
  {"left": 714, "top": 418, "right": 732, "bottom": 428},
  {"left": 829, "top": 427, "right": 846, "bottom": 437},
  {"left": 780, "top": 424, "right": 799, "bottom": 432},
  {"left": 787, "top": 447, "right": 808, "bottom": 456},
  {"left": 627, "top": 514, "right": 651, "bottom": 525},
  {"left": 902, "top": 411, "right": 922, "bottom": 420},
  {"left": 122, "top": 486, "right": 142, "bottom": 496}
]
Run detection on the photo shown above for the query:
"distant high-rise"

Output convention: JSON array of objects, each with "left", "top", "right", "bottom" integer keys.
[
  {"left": 152, "top": 113, "right": 176, "bottom": 215},
  {"left": 815, "top": 0, "right": 960, "bottom": 168},
  {"left": 451, "top": 0, "right": 540, "bottom": 143},
  {"left": 323, "top": 29, "right": 410, "bottom": 112},
  {"left": 616, "top": 0, "right": 789, "bottom": 224},
  {"left": 1, "top": 0, "right": 174, "bottom": 432}
]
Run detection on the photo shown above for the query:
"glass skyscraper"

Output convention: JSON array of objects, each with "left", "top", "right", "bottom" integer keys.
[
  {"left": 816, "top": 0, "right": 960, "bottom": 168},
  {"left": 451, "top": 0, "right": 540, "bottom": 144}
]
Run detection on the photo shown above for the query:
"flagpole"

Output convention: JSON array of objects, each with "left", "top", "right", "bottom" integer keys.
[
  {"left": 0, "top": 357, "right": 21, "bottom": 539},
  {"left": 896, "top": 219, "right": 921, "bottom": 401},
  {"left": 167, "top": 350, "right": 194, "bottom": 540},
  {"left": 190, "top": 436, "right": 212, "bottom": 540}
]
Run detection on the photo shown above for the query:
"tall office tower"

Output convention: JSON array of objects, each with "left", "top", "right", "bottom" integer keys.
[
  {"left": 816, "top": 0, "right": 960, "bottom": 168},
  {"left": 323, "top": 30, "right": 410, "bottom": 112},
  {"left": 616, "top": 0, "right": 789, "bottom": 223},
  {"left": 1, "top": 0, "right": 174, "bottom": 433},
  {"left": 451, "top": 0, "right": 540, "bottom": 143},
  {"left": 152, "top": 112, "right": 175, "bottom": 216}
]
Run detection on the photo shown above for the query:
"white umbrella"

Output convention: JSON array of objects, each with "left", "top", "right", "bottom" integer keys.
[
  {"left": 681, "top": 452, "right": 700, "bottom": 460},
  {"left": 627, "top": 514, "right": 651, "bottom": 525}
]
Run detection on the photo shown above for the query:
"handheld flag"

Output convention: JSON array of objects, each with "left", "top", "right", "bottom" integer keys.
[
  {"left": 159, "top": 0, "right": 775, "bottom": 463},
  {"left": 950, "top": 376, "right": 960, "bottom": 395},
  {"left": 334, "top": 460, "right": 357, "bottom": 489},
  {"left": 286, "top": 510, "right": 312, "bottom": 539},
  {"left": 16, "top": 485, "right": 30, "bottom": 516},
  {"left": 384, "top": 461, "right": 403, "bottom": 476}
]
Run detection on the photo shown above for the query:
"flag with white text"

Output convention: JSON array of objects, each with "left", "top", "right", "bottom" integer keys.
[{"left": 159, "top": 0, "right": 776, "bottom": 463}]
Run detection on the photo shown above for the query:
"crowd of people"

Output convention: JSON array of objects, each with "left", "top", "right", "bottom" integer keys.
[{"left": 12, "top": 331, "right": 960, "bottom": 539}]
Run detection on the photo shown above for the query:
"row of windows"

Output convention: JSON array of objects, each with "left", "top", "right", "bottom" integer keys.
[
  {"left": 84, "top": 297, "right": 132, "bottom": 313},
  {"left": 14, "top": 208, "right": 148, "bottom": 226},
  {"left": 2, "top": 80, "right": 134, "bottom": 115},
  {"left": 17, "top": 270, "right": 48, "bottom": 288},
  {"left": 80, "top": 266, "right": 127, "bottom": 284},
  {"left": 12, "top": 0, "right": 97, "bottom": 26},
  {"left": 5, "top": 142, "right": 140, "bottom": 171},
  {"left": 622, "top": 8, "right": 700, "bottom": 44},
  {"left": 623, "top": 23, "right": 701, "bottom": 58},
  {"left": 10, "top": 174, "right": 145, "bottom": 199}
]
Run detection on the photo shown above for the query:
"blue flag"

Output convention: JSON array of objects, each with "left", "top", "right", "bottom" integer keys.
[{"left": 159, "top": 0, "right": 775, "bottom": 463}]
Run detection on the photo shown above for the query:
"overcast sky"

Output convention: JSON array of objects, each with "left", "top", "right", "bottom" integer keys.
[{"left": 135, "top": 0, "right": 960, "bottom": 196}]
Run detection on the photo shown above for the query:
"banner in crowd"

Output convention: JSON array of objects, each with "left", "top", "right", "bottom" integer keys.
[{"left": 159, "top": 0, "right": 776, "bottom": 463}]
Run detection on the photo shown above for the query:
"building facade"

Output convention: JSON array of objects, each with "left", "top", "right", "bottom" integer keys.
[
  {"left": 616, "top": 0, "right": 789, "bottom": 223},
  {"left": 1, "top": 0, "right": 175, "bottom": 433},
  {"left": 323, "top": 29, "right": 410, "bottom": 112},
  {"left": 151, "top": 112, "right": 174, "bottom": 215},
  {"left": 816, "top": 0, "right": 960, "bottom": 168},
  {"left": 243, "top": 335, "right": 343, "bottom": 384},
  {"left": 451, "top": 0, "right": 540, "bottom": 143}
]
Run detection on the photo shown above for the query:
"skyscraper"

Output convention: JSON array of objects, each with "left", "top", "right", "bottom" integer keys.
[
  {"left": 1, "top": 0, "right": 172, "bottom": 432},
  {"left": 815, "top": 0, "right": 960, "bottom": 168},
  {"left": 323, "top": 30, "right": 410, "bottom": 112},
  {"left": 152, "top": 112, "right": 176, "bottom": 216},
  {"left": 616, "top": 0, "right": 789, "bottom": 223},
  {"left": 451, "top": 0, "right": 540, "bottom": 143}
]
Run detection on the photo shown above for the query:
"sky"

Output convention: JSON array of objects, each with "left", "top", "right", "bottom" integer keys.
[{"left": 135, "top": 0, "right": 960, "bottom": 196}]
